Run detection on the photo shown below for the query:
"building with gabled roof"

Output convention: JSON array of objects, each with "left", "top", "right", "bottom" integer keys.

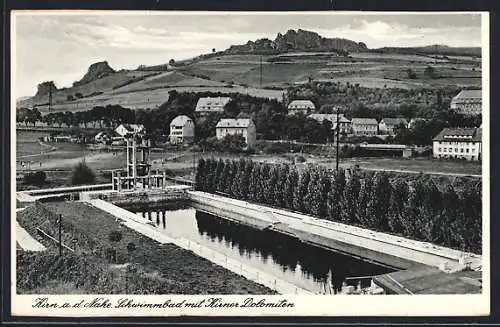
[
  {"left": 169, "top": 115, "right": 195, "bottom": 145},
  {"left": 450, "top": 89, "right": 482, "bottom": 115},
  {"left": 379, "top": 118, "right": 408, "bottom": 135},
  {"left": 351, "top": 118, "right": 378, "bottom": 136},
  {"left": 195, "top": 96, "right": 232, "bottom": 115},
  {"left": 287, "top": 100, "right": 315, "bottom": 115},
  {"left": 115, "top": 124, "right": 145, "bottom": 138},
  {"left": 308, "top": 113, "right": 352, "bottom": 134},
  {"left": 216, "top": 118, "right": 256, "bottom": 149},
  {"left": 432, "top": 127, "right": 482, "bottom": 161}
]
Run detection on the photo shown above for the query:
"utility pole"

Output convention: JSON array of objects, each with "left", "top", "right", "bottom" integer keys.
[
  {"left": 336, "top": 109, "right": 340, "bottom": 171},
  {"left": 58, "top": 214, "right": 62, "bottom": 257}
]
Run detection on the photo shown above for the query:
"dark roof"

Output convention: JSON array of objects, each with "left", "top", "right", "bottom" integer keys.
[
  {"left": 351, "top": 118, "right": 378, "bottom": 125},
  {"left": 432, "top": 127, "right": 480, "bottom": 142}
]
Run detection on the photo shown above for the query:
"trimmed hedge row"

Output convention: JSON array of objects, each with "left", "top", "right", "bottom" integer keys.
[{"left": 195, "top": 158, "right": 482, "bottom": 254}]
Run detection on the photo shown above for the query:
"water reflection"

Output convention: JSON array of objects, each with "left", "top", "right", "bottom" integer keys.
[{"left": 126, "top": 206, "right": 394, "bottom": 294}]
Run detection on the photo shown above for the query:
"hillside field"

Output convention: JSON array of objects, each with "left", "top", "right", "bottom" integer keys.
[{"left": 17, "top": 50, "right": 481, "bottom": 113}]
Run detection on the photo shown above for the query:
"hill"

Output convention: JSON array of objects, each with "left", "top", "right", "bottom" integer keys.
[
  {"left": 225, "top": 29, "right": 368, "bottom": 55},
  {"left": 373, "top": 45, "right": 481, "bottom": 57},
  {"left": 17, "top": 29, "right": 481, "bottom": 113},
  {"left": 72, "top": 61, "right": 116, "bottom": 87}
]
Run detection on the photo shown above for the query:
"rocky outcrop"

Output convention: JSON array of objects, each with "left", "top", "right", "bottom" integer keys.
[
  {"left": 34, "top": 81, "right": 58, "bottom": 97},
  {"left": 225, "top": 29, "right": 368, "bottom": 55},
  {"left": 73, "top": 61, "right": 116, "bottom": 87}
]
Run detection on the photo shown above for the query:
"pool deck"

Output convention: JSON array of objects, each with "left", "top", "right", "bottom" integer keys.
[{"left": 373, "top": 266, "right": 482, "bottom": 294}]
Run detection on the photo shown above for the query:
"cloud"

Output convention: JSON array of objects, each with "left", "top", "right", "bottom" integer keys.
[{"left": 315, "top": 20, "right": 481, "bottom": 47}]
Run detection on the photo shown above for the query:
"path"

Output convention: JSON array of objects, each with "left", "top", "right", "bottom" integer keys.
[{"left": 16, "top": 221, "right": 46, "bottom": 251}]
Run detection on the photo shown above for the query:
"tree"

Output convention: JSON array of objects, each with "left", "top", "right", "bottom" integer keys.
[
  {"left": 283, "top": 166, "right": 299, "bottom": 210},
  {"left": 419, "top": 180, "right": 444, "bottom": 243},
  {"left": 195, "top": 158, "right": 206, "bottom": 191},
  {"left": 366, "top": 172, "right": 392, "bottom": 231},
  {"left": 67, "top": 95, "right": 75, "bottom": 101},
  {"left": 217, "top": 134, "right": 247, "bottom": 153},
  {"left": 169, "top": 59, "right": 175, "bottom": 66},
  {"left": 327, "top": 169, "right": 346, "bottom": 221},
  {"left": 293, "top": 170, "right": 310, "bottom": 212},
  {"left": 340, "top": 170, "right": 360, "bottom": 224},
  {"left": 108, "top": 230, "right": 123, "bottom": 263},
  {"left": 440, "top": 183, "right": 459, "bottom": 247},
  {"left": 71, "top": 161, "right": 96, "bottom": 185},
  {"left": 23, "top": 171, "right": 47, "bottom": 186},
  {"left": 406, "top": 68, "right": 417, "bottom": 79},
  {"left": 223, "top": 100, "right": 240, "bottom": 117},
  {"left": 388, "top": 180, "right": 409, "bottom": 234},
  {"left": 305, "top": 168, "right": 330, "bottom": 217},
  {"left": 424, "top": 65, "right": 436, "bottom": 79},
  {"left": 356, "top": 173, "right": 374, "bottom": 226},
  {"left": 402, "top": 178, "right": 426, "bottom": 239}
]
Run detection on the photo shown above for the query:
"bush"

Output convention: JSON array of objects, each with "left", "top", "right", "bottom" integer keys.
[
  {"left": 23, "top": 171, "right": 47, "bottom": 186},
  {"left": 71, "top": 161, "right": 95, "bottom": 185},
  {"left": 296, "top": 156, "right": 306, "bottom": 163}
]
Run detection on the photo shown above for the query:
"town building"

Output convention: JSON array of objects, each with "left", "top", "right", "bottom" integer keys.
[
  {"left": 195, "top": 96, "right": 232, "bottom": 115},
  {"left": 169, "top": 115, "right": 195, "bottom": 145},
  {"left": 351, "top": 118, "right": 378, "bottom": 136},
  {"left": 378, "top": 118, "right": 408, "bottom": 135},
  {"left": 308, "top": 113, "right": 352, "bottom": 134},
  {"left": 216, "top": 118, "right": 256, "bottom": 149},
  {"left": 94, "top": 131, "right": 110, "bottom": 144},
  {"left": 432, "top": 127, "right": 482, "bottom": 161},
  {"left": 287, "top": 100, "right": 316, "bottom": 115},
  {"left": 450, "top": 89, "right": 482, "bottom": 115},
  {"left": 115, "top": 124, "right": 145, "bottom": 138}
]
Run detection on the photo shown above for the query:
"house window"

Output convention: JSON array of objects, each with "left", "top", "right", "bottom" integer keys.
[
  {"left": 466, "top": 149, "right": 470, "bottom": 153},
  {"left": 438, "top": 148, "right": 441, "bottom": 152},
  {"left": 443, "top": 148, "right": 447, "bottom": 152},
  {"left": 461, "top": 148, "right": 464, "bottom": 153},
  {"left": 449, "top": 148, "right": 452, "bottom": 152}
]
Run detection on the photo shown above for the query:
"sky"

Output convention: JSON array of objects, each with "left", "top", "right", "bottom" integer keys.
[{"left": 13, "top": 12, "right": 483, "bottom": 97}]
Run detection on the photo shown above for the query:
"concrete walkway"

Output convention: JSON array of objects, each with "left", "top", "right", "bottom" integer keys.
[
  {"left": 188, "top": 191, "right": 482, "bottom": 269},
  {"left": 86, "top": 199, "right": 312, "bottom": 295},
  {"left": 16, "top": 221, "right": 46, "bottom": 252}
]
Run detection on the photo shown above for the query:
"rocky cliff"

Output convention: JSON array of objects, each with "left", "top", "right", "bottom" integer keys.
[
  {"left": 34, "top": 81, "right": 58, "bottom": 97},
  {"left": 226, "top": 29, "right": 368, "bottom": 54},
  {"left": 72, "top": 61, "right": 116, "bottom": 87}
]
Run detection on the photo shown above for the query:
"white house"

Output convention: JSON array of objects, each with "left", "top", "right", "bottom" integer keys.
[
  {"left": 378, "top": 118, "right": 408, "bottom": 135},
  {"left": 287, "top": 100, "right": 315, "bottom": 115},
  {"left": 169, "top": 115, "right": 195, "bottom": 145},
  {"left": 115, "top": 124, "right": 145, "bottom": 138},
  {"left": 216, "top": 118, "right": 256, "bottom": 149},
  {"left": 450, "top": 89, "right": 482, "bottom": 115},
  {"left": 195, "top": 97, "right": 232, "bottom": 115},
  {"left": 432, "top": 127, "right": 482, "bottom": 161},
  {"left": 308, "top": 113, "right": 352, "bottom": 134},
  {"left": 94, "top": 131, "right": 110, "bottom": 144},
  {"left": 351, "top": 118, "right": 378, "bottom": 136}
]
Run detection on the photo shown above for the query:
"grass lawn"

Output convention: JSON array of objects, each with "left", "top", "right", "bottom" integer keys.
[
  {"left": 16, "top": 202, "right": 275, "bottom": 294},
  {"left": 333, "top": 157, "right": 482, "bottom": 176}
]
